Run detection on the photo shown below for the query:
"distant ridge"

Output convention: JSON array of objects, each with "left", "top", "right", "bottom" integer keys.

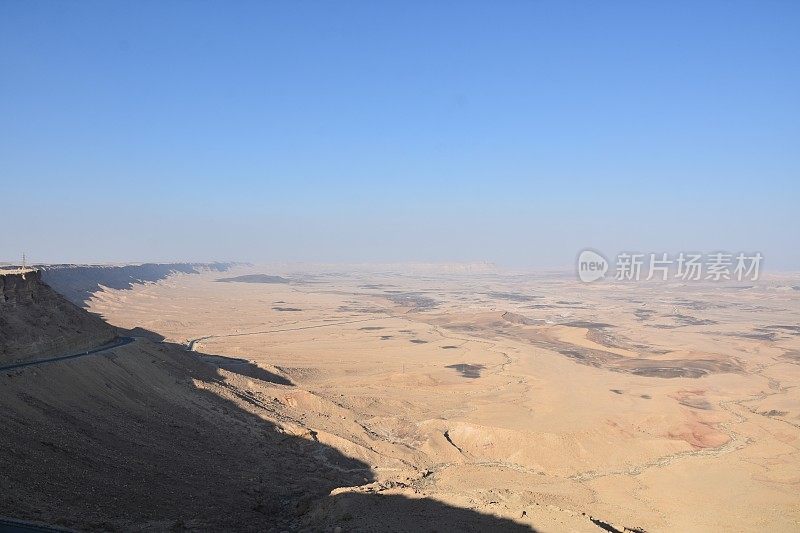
[
  {"left": 39, "top": 262, "right": 235, "bottom": 305},
  {"left": 215, "top": 274, "right": 290, "bottom": 284}
]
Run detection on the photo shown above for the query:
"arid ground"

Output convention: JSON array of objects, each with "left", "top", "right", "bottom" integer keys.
[{"left": 65, "top": 264, "right": 800, "bottom": 532}]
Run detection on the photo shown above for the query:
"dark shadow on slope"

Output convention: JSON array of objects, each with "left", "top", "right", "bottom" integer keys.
[
  {"left": 125, "top": 326, "right": 293, "bottom": 385},
  {"left": 196, "top": 353, "right": 294, "bottom": 385},
  {"left": 0, "top": 336, "right": 361, "bottom": 531},
  {"left": 314, "top": 492, "right": 535, "bottom": 532},
  {"left": 0, "top": 329, "right": 537, "bottom": 532},
  {"left": 124, "top": 326, "right": 166, "bottom": 342}
]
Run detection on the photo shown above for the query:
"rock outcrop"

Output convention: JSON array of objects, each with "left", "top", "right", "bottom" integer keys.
[{"left": 0, "top": 270, "right": 117, "bottom": 364}]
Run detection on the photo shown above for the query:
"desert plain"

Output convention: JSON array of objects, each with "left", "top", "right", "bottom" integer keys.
[{"left": 68, "top": 264, "right": 800, "bottom": 532}]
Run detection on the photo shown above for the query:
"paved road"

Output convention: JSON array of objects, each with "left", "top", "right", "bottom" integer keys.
[
  {"left": 0, "top": 340, "right": 137, "bottom": 531},
  {"left": 0, "top": 516, "right": 76, "bottom": 532},
  {"left": 0, "top": 337, "right": 136, "bottom": 372},
  {"left": 186, "top": 316, "right": 385, "bottom": 351}
]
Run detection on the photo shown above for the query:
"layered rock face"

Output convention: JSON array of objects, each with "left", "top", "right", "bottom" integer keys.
[{"left": 0, "top": 271, "right": 117, "bottom": 364}]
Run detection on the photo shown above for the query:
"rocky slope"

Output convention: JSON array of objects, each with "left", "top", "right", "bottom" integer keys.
[
  {"left": 0, "top": 268, "right": 528, "bottom": 532},
  {"left": 0, "top": 270, "right": 117, "bottom": 364}
]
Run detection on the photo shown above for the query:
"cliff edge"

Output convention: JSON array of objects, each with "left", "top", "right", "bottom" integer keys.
[{"left": 0, "top": 270, "right": 117, "bottom": 364}]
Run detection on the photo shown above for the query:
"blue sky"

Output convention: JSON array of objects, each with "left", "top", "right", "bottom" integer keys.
[{"left": 1, "top": 1, "right": 798, "bottom": 268}]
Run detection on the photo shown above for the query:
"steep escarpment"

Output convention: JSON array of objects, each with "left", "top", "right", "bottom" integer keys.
[
  {"left": 40, "top": 262, "right": 234, "bottom": 305},
  {"left": 0, "top": 266, "right": 531, "bottom": 532},
  {"left": 0, "top": 271, "right": 117, "bottom": 364},
  {"left": 0, "top": 339, "right": 375, "bottom": 532},
  {"left": 0, "top": 267, "right": 370, "bottom": 531}
]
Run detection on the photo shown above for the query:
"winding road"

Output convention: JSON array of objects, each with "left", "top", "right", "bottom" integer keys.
[
  {"left": 0, "top": 516, "right": 76, "bottom": 532},
  {"left": 186, "top": 316, "right": 387, "bottom": 351},
  {"left": 0, "top": 337, "right": 136, "bottom": 372}
]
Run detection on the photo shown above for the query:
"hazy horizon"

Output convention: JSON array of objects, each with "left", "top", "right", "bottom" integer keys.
[
  {"left": 4, "top": 4, "right": 800, "bottom": 532},
  {"left": 2, "top": 2, "right": 798, "bottom": 269}
]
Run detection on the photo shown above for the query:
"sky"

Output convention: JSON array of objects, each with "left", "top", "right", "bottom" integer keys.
[{"left": 1, "top": 1, "right": 798, "bottom": 269}]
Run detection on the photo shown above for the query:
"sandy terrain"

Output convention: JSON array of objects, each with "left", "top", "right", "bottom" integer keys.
[{"left": 71, "top": 265, "right": 800, "bottom": 532}]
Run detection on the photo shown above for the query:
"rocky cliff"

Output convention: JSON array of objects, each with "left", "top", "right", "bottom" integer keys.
[
  {"left": 40, "top": 262, "right": 234, "bottom": 305},
  {"left": 0, "top": 270, "right": 118, "bottom": 364}
]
